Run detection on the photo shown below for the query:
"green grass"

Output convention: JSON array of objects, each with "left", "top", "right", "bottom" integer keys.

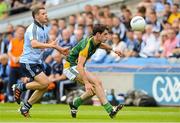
[{"left": 0, "top": 103, "right": 180, "bottom": 123}]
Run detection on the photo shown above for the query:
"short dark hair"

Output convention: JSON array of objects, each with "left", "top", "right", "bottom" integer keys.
[
  {"left": 120, "top": 4, "right": 127, "bottom": 10},
  {"left": 92, "top": 24, "right": 108, "bottom": 36},
  {"left": 164, "top": 2, "right": 170, "bottom": 6},
  {"left": 32, "top": 6, "right": 45, "bottom": 19},
  {"left": 173, "top": 3, "right": 179, "bottom": 8}
]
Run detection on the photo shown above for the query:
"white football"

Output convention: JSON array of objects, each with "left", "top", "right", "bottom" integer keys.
[{"left": 130, "top": 16, "right": 146, "bottom": 31}]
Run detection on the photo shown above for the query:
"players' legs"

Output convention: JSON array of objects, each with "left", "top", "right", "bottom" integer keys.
[
  {"left": 26, "top": 72, "right": 49, "bottom": 105},
  {"left": 85, "top": 71, "right": 108, "bottom": 105},
  {"left": 73, "top": 71, "right": 107, "bottom": 104},
  {"left": 18, "top": 72, "right": 49, "bottom": 117},
  {"left": 25, "top": 72, "right": 49, "bottom": 90},
  {"left": 74, "top": 71, "right": 112, "bottom": 113},
  {"left": 75, "top": 75, "right": 96, "bottom": 101},
  {"left": 13, "top": 63, "right": 50, "bottom": 117},
  {"left": 72, "top": 70, "right": 123, "bottom": 118}
]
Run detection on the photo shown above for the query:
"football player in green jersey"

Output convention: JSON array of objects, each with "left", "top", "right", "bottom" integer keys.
[{"left": 63, "top": 24, "right": 123, "bottom": 118}]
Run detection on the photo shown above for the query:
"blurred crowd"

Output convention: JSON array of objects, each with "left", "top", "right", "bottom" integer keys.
[
  {"left": 0, "top": 0, "right": 74, "bottom": 19},
  {"left": 0, "top": 0, "right": 180, "bottom": 103}
]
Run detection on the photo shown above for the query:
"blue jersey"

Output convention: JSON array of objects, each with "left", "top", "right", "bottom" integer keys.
[{"left": 20, "top": 21, "right": 49, "bottom": 64}]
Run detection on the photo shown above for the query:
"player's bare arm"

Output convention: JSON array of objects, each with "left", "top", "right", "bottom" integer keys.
[
  {"left": 100, "top": 43, "right": 123, "bottom": 56},
  {"left": 77, "top": 55, "right": 93, "bottom": 94},
  {"left": 54, "top": 45, "right": 69, "bottom": 56},
  {"left": 31, "top": 39, "right": 56, "bottom": 49}
]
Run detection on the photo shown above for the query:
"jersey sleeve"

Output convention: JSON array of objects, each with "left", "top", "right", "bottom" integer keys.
[
  {"left": 28, "top": 25, "right": 38, "bottom": 41},
  {"left": 79, "top": 39, "right": 90, "bottom": 58}
]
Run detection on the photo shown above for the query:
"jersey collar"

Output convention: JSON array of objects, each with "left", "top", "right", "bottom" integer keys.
[{"left": 34, "top": 20, "right": 44, "bottom": 30}]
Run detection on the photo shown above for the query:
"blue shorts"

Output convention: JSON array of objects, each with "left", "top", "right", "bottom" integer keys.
[{"left": 20, "top": 63, "right": 44, "bottom": 81}]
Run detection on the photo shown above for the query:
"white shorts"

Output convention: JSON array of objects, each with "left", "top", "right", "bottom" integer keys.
[{"left": 63, "top": 66, "right": 79, "bottom": 81}]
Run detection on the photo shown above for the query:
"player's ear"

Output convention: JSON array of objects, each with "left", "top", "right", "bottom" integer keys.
[{"left": 96, "top": 32, "right": 100, "bottom": 37}]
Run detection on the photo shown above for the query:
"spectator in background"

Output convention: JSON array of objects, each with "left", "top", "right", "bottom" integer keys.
[
  {"left": 124, "top": 30, "right": 139, "bottom": 57},
  {"left": 146, "top": 10, "right": 162, "bottom": 32},
  {"left": 152, "top": 0, "right": 165, "bottom": 14},
  {"left": 0, "top": 53, "right": 9, "bottom": 86},
  {"left": 162, "top": 29, "right": 178, "bottom": 57},
  {"left": 49, "top": 51, "right": 65, "bottom": 82},
  {"left": 58, "top": 18, "right": 66, "bottom": 34},
  {"left": 102, "top": 5, "right": 112, "bottom": 18},
  {"left": 161, "top": 2, "right": 171, "bottom": 22},
  {"left": 59, "top": 29, "right": 73, "bottom": 49},
  {"left": 177, "top": 24, "right": 180, "bottom": 41},
  {"left": 105, "top": 33, "right": 127, "bottom": 63},
  {"left": 84, "top": 18, "right": 93, "bottom": 37},
  {"left": 139, "top": 24, "right": 159, "bottom": 58},
  {"left": 50, "top": 19, "right": 58, "bottom": 26},
  {"left": 172, "top": 18, "right": 179, "bottom": 36},
  {"left": 44, "top": 26, "right": 58, "bottom": 64},
  {"left": 84, "top": 4, "right": 92, "bottom": 13},
  {"left": 6, "top": 24, "right": 14, "bottom": 35},
  {"left": 1, "top": 24, "right": 14, "bottom": 54},
  {"left": 133, "top": 31, "right": 143, "bottom": 57},
  {"left": 136, "top": 6, "right": 146, "bottom": 18},
  {"left": 112, "top": 16, "right": 126, "bottom": 41},
  {"left": 68, "top": 15, "right": 76, "bottom": 26},
  {"left": 71, "top": 28, "right": 84, "bottom": 47},
  {"left": 7, "top": 25, "right": 25, "bottom": 102},
  {"left": 48, "top": 51, "right": 67, "bottom": 101},
  {"left": 120, "top": 4, "right": 127, "bottom": 14},
  {"left": 67, "top": 24, "right": 75, "bottom": 39},
  {"left": 10, "top": 0, "right": 24, "bottom": 9},
  {"left": 0, "top": 53, "right": 9, "bottom": 102},
  {"left": 122, "top": 9, "right": 132, "bottom": 30},
  {"left": 168, "top": 3, "right": 180, "bottom": 24},
  {"left": 30, "top": 0, "right": 45, "bottom": 10},
  {"left": 0, "top": 0, "right": 8, "bottom": 20},
  {"left": 9, "top": 0, "right": 31, "bottom": 15},
  {"left": 105, "top": 31, "right": 113, "bottom": 46},
  {"left": 99, "top": 16, "right": 106, "bottom": 25},
  {"left": 105, "top": 17, "right": 113, "bottom": 29},
  {"left": 162, "top": 21, "right": 172, "bottom": 30},
  {"left": 156, "top": 30, "right": 168, "bottom": 57},
  {"left": 92, "top": 5, "right": 100, "bottom": 24},
  {"left": 75, "top": 16, "right": 85, "bottom": 30},
  {"left": 50, "top": 24, "right": 60, "bottom": 37},
  {"left": 86, "top": 12, "right": 94, "bottom": 20}
]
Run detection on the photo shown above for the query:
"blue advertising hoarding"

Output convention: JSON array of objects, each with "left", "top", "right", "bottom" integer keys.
[{"left": 134, "top": 73, "right": 180, "bottom": 106}]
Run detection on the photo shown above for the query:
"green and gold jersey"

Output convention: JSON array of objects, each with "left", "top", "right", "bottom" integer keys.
[{"left": 64, "top": 37, "right": 100, "bottom": 68}]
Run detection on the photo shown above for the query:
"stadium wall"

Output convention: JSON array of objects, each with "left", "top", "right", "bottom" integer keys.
[{"left": 96, "top": 72, "right": 180, "bottom": 106}]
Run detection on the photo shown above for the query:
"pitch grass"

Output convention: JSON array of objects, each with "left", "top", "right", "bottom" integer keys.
[{"left": 0, "top": 103, "right": 180, "bottom": 123}]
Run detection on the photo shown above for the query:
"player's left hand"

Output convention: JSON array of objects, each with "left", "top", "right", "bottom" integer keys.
[{"left": 61, "top": 47, "right": 69, "bottom": 56}]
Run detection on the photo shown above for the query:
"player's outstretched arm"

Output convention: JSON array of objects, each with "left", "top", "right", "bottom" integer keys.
[
  {"left": 100, "top": 43, "right": 123, "bottom": 56},
  {"left": 99, "top": 43, "right": 113, "bottom": 52},
  {"left": 31, "top": 39, "right": 56, "bottom": 49},
  {"left": 53, "top": 45, "right": 69, "bottom": 56}
]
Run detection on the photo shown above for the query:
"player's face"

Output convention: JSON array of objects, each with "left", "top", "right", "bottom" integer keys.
[
  {"left": 99, "top": 30, "right": 108, "bottom": 43},
  {"left": 37, "top": 9, "right": 48, "bottom": 24}
]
